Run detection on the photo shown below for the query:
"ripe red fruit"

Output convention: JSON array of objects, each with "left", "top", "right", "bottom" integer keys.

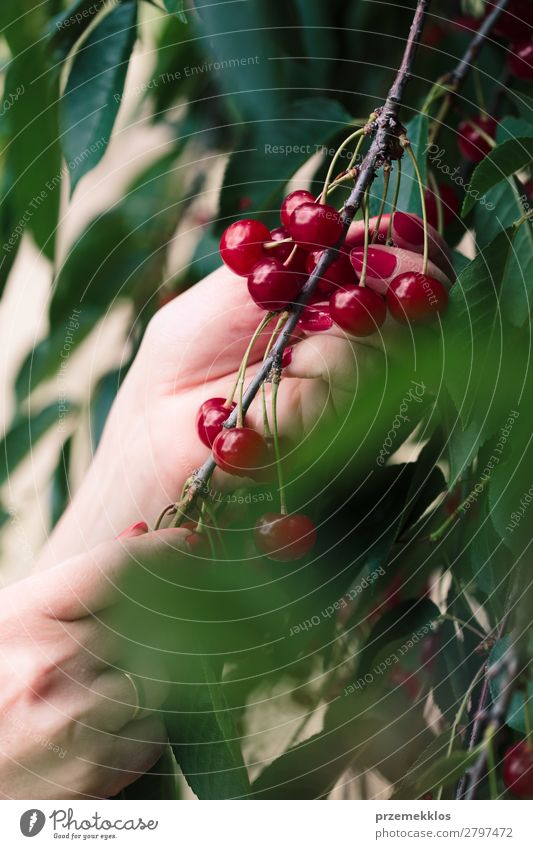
[
  {"left": 288, "top": 202, "right": 343, "bottom": 251},
  {"left": 457, "top": 117, "right": 497, "bottom": 163},
  {"left": 424, "top": 183, "right": 460, "bottom": 229},
  {"left": 503, "top": 741, "right": 533, "bottom": 799},
  {"left": 329, "top": 285, "right": 386, "bottom": 336},
  {"left": 213, "top": 427, "right": 269, "bottom": 478},
  {"left": 508, "top": 41, "right": 533, "bottom": 80},
  {"left": 298, "top": 300, "right": 333, "bottom": 332},
  {"left": 220, "top": 219, "right": 271, "bottom": 276},
  {"left": 494, "top": 0, "right": 533, "bottom": 41},
  {"left": 254, "top": 512, "right": 317, "bottom": 561},
  {"left": 306, "top": 248, "right": 356, "bottom": 295},
  {"left": 268, "top": 227, "right": 293, "bottom": 263},
  {"left": 280, "top": 190, "right": 315, "bottom": 229},
  {"left": 196, "top": 398, "right": 237, "bottom": 448},
  {"left": 386, "top": 272, "right": 448, "bottom": 324},
  {"left": 247, "top": 257, "right": 303, "bottom": 311}
]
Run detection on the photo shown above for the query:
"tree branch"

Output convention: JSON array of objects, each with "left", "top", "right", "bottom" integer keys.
[
  {"left": 171, "top": 0, "right": 430, "bottom": 522},
  {"left": 447, "top": 0, "right": 511, "bottom": 91}
]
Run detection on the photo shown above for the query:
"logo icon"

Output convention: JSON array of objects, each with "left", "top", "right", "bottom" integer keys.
[{"left": 20, "top": 810, "right": 46, "bottom": 837}]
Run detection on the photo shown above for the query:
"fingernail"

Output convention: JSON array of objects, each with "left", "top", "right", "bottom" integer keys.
[
  {"left": 350, "top": 247, "right": 397, "bottom": 280},
  {"left": 282, "top": 346, "right": 293, "bottom": 367},
  {"left": 393, "top": 212, "right": 425, "bottom": 245},
  {"left": 117, "top": 521, "right": 148, "bottom": 539}
]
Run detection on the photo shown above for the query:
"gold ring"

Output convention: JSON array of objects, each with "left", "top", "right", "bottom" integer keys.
[{"left": 122, "top": 671, "right": 143, "bottom": 721}]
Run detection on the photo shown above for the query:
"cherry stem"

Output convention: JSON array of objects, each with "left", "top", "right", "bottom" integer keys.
[
  {"left": 372, "top": 166, "right": 390, "bottom": 245},
  {"left": 386, "top": 159, "right": 402, "bottom": 245},
  {"left": 271, "top": 366, "right": 287, "bottom": 515},
  {"left": 261, "top": 312, "right": 288, "bottom": 436},
  {"left": 154, "top": 503, "right": 176, "bottom": 531},
  {"left": 515, "top": 208, "right": 533, "bottom": 230},
  {"left": 465, "top": 117, "right": 496, "bottom": 150},
  {"left": 264, "top": 237, "right": 292, "bottom": 250},
  {"left": 165, "top": 0, "right": 430, "bottom": 520},
  {"left": 359, "top": 191, "right": 371, "bottom": 287},
  {"left": 230, "top": 313, "right": 275, "bottom": 420},
  {"left": 403, "top": 138, "right": 429, "bottom": 274},
  {"left": 484, "top": 728, "right": 499, "bottom": 801},
  {"left": 427, "top": 170, "right": 444, "bottom": 236},
  {"left": 430, "top": 479, "right": 488, "bottom": 544},
  {"left": 283, "top": 244, "right": 299, "bottom": 268},
  {"left": 321, "top": 127, "right": 366, "bottom": 204}
]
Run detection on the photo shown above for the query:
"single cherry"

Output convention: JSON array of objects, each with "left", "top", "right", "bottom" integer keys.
[
  {"left": 386, "top": 272, "right": 448, "bottom": 324},
  {"left": 254, "top": 512, "right": 317, "bottom": 561},
  {"left": 213, "top": 427, "right": 269, "bottom": 479},
  {"left": 330, "top": 284, "right": 386, "bottom": 336},
  {"left": 288, "top": 202, "right": 343, "bottom": 251},
  {"left": 306, "top": 248, "right": 356, "bottom": 295},
  {"left": 280, "top": 190, "right": 315, "bottom": 229},
  {"left": 424, "top": 183, "right": 460, "bottom": 229},
  {"left": 503, "top": 741, "right": 533, "bottom": 799},
  {"left": 268, "top": 227, "right": 293, "bottom": 263},
  {"left": 247, "top": 257, "right": 303, "bottom": 311},
  {"left": 457, "top": 117, "right": 497, "bottom": 163},
  {"left": 220, "top": 219, "right": 271, "bottom": 276},
  {"left": 196, "top": 398, "right": 237, "bottom": 448},
  {"left": 508, "top": 41, "right": 533, "bottom": 80}
]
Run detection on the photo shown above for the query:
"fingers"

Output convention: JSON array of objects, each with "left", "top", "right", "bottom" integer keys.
[
  {"left": 346, "top": 212, "right": 454, "bottom": 280},
  {"left": 281, "top": 333, "right": 384, "bottom": 389},
  {"left": 84, "top": 668, "right": 169, "bottom": 733},
  {"left": 35, "top": 529, "right": 192, "bottom": 621},
  {"left": 349, "top": 245, "right": 451, "bottom": 295}
]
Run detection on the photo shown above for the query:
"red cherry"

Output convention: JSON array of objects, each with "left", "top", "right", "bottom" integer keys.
[
  {"left": 280, "top": 190, "right": 315, "bottom": 229},
  {"left": 494, "top": 1, "right": 533, "bottom": 41},
  {"left": 329, "top": 284, "right": 386, "bottom": 337},
  {"left": 305, "top": 248, "right": 357, "bottom": 295},
  {"left": 254, "top": 512, "right": 317, "bottom": 561},
  {"left": 212, "top": 427, "right": 269, "bottom": 478},
  {"left": 424, "top": 183, "right": 460, "bottom": 229},
  {"left": 247, "top": 258, "right": 303, "bottom": 311},
  {"left": 298, "top": 300, "right": 333, "bottom": 332},
  {"left": 386, "top": 272, "right": 448, "bottom": 324},
  {"left": 288, "top": 202, "right": 343, "bottom": 251},
  {"left": 220, "top": 219, "right": 271, "bottom": 276},
  {"left": 268, "top": 227, "right": 293, "bottom": 263},
  {"left": 503, "top": 741, "right": 533, "bottom": 799},
  {"left": 196, "top": 398, "right": 237, "bottom": 448},
  {"left": 457, "top": 117, "right": 497, "bottom": 163},
  {"left": 508, "top": 41, "right": 533, "bottom": 80}
]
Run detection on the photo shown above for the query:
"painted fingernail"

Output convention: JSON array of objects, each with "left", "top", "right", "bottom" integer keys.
[
  {"left": 117, "top": 521, "right": 148, "bottom": 539},
  {"left": 350, "top": 248, "right": 397, "bottom": 280},
  {"left": 393, "top": 212, "right": 425, "bottom": 245},
  {"left": 282, "top": 346, "right": 293, "bottom": 367}
]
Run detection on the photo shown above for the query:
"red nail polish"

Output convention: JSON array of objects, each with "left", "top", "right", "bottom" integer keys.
[
  {"left": 282, "top": 346, "right": 293, "bottom": 367},
  {"left": 117, "top": 521, "right": 148, "bottom": 539},
  {"left": 393, "top": 212, "right": 425, "bottom": 245},
  {"left": 350, "top": 247, "right": 397, "bottom": 280}
]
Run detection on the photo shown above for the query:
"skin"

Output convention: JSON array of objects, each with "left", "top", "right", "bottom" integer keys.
[{"left": 1, "top": 214, "right": 451, "bottom": 798}]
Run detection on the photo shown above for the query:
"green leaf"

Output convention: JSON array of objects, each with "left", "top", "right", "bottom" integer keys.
[
  {"left": 462, "top": 138, "right": 533, "bottom": 217},
  {"left": 163, "top": 0, "right": 187, "bottom": 23},
  {"left": 0, "top": 403, "right": 76, "bottom": 485},
  {"left": 218, "top": 98, "right": 353, "bottom": 232},
  {"left": 51, "top": 437, "right": 72, "bottom": 528},
  {"left": 169, "top": 662, "right": 251, "bottom": 800},
  {"left": 489, "top": 638, "right": 533, "bottom": 735},
  {"left": 49, "top": 0, "right": 107, "bottom": 63},
  {"left": 413, "top": 749, "right": 480, "bottom": 798},
  {"left": 496, "top": 117, "right": 533, "bottom": 144},
  {"left": 60, "top": 2, "right": 138, "bottom": 193},
  {"left": 391, "top": 732, "right": 458, "bottom": 799}
]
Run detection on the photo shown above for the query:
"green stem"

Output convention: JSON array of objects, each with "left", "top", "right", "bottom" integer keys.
[
  {"left": 386, "top": 159, "right": 402, "bottom": 245},
  {"left": 403, "top": 140, "right": 429, "bottom": 274},
  {"left": 359, "top": 191, "right": 371, "bottom": 287},
  {"left": 485, "top": 728, "right": 499, "bottom": 800},
  {"left": 271, "top": 368, "right": 287, "bottom": 515},
  {"left": 427, "top": 170, "right": 444, "bottom": 236},
  {"left": 523, "top": 693, "right": 533, "bottom": 748},
  {"left": 515, "top": 208, "right": 533, "bottom": 230},
  {"left": 260, "top": 313, "right": 288, "bottom": 437},
  {"left": 371, "top": 166, "right": 391, "bottom": 244},
  {"left": 473, "top": 68, "right": 487, "bottom": 115},
  {"left": 321, "top": 128, "right": 366, "bottom": 204},
  {"left": 235, "top": 313, "right": 275, "bottom": 426}
]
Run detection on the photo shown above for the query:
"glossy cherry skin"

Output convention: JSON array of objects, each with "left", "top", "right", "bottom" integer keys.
[
  {"left": 196, "top": 398, "right": 237, "bottom": 448},
  {"left": 329, "top": 284, "right": 386, "bottom": 336},
  {"left": 247, "top": 258, "right": 303, "bottom": 311},
  {"left": 254, "top": 512, "right": 317, "bottom": 561},
  {"left": 457, "top": 117, "right": 497, "bottom": 163},
  {"left": 288, "top": 202, "right": 343, "bottom": 251},
  {"left": 268, "top": 226, "right": 293, "bottom": 263},
  {"left": 220, "top": 219, "right": 271, "bottom": 276},
  {"left": 503, "top": 742, "right": 533, "bottom": 799},
  {"left": 386, "top": 272, "right": 448, "bottom": 324},
  {"left": 424, "top": 183, "right": 460, "bottom": 228},
  {"left": 508, "top": 41, "right": 533, "bottom": 80},
  {"left": 306, "top": 248, "right": 357, "bottom": 296},
  {"left": 213, "top": 427, "right": 269, "bottom": 479},
  {"left": 280, "top": 190, "right": 315, "bottom": 229}
]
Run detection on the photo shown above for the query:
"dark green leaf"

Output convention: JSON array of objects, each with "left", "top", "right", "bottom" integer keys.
[
  {"left": 163, "top": 0, "right": 187, "bottom": 23},
  {"left": 462, "top": 138, "right": 533, "bottom": 217},
  {"left": 51, "top": 437, "right": 72, "bottom": 527},
  {"left": 0, "top": 403, "right": 76, "bottom": 485},
  {"left": 489, "top": 638, "right": 533, "bottom": 735},
  {"left": 60, "top": 2, "right": 138, "bottom": 193},
  {"left": 49, "top": 0, "right": 107, "bottom": 63}
]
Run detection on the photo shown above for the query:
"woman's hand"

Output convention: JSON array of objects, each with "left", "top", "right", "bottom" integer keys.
[
  {"left": 38, "top": 213, "right": 452, "bottom": 566},
  {"left": 1, "top": 524, "right": 189, "bottom": 798}
]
